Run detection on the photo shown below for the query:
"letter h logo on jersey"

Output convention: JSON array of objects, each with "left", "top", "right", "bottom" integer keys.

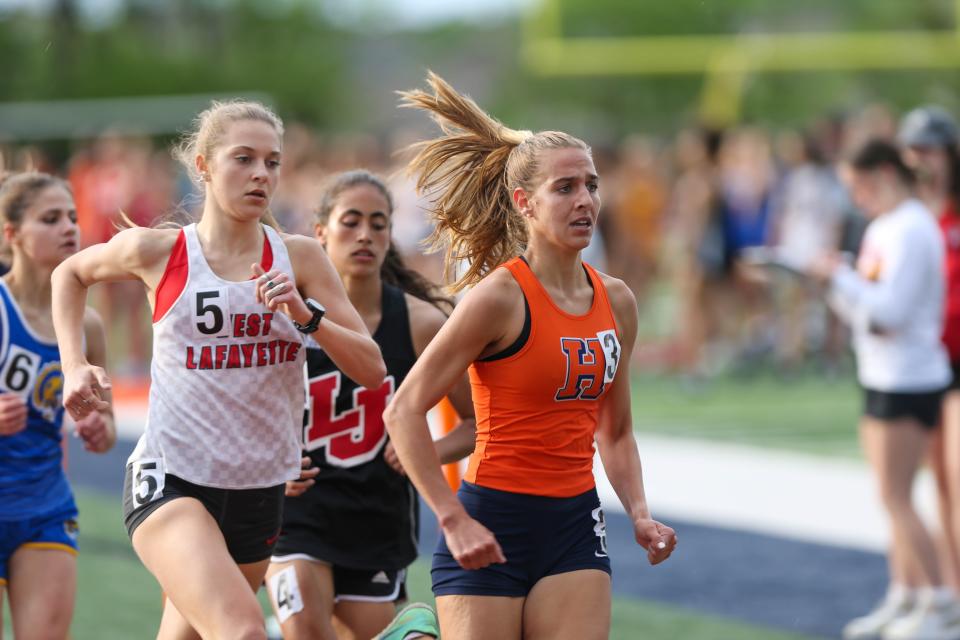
[
  {"left": 555, "top": 330, "right": 620, "bottom": 402},
  {"left": 555, "top": 337, "right": 606, "bottom": 401}
]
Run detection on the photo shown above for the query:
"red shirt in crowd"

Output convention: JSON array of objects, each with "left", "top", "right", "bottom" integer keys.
[{"left": 941, "top": 199, "right": 960, "bottom": 363}]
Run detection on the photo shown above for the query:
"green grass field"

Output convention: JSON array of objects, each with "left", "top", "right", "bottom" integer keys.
[
  {"left": 1, "top": 489, "right": 815, "bottom": 639},
  {"left": 630, "top": 275, "right": 865, "bottom": 457},
  {"left": 630, "top": 372, "right": 862, "bottom": 457}
]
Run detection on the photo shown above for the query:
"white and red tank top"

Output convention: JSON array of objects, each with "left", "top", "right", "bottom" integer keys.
[{"left": 129, "top": 223, "right": 305, "bottom": 489}]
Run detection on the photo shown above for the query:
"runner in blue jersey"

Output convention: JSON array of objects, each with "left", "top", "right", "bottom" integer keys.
[{"left": 0, "top": 172, "right": 115, "bottom": 639}]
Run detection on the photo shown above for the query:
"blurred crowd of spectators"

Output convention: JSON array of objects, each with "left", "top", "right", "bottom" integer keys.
[{"left": 2, "top": 104, "right": 912, "bottom": 379}]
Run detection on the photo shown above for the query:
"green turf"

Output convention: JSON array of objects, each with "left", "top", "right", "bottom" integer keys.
[
  {"left": 630, "top": 372, "right": 862, "bottom": 457},
  {"left": 628, "top": 273, "right": 865, "bottom": 458},
  {"left": 0, "top": 490, "right": 819, "bottom": 639}
]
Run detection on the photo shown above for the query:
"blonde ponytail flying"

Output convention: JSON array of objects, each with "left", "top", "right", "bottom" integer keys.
[{"left": 399, "top": 72, "right": 589, "bottom": 291}]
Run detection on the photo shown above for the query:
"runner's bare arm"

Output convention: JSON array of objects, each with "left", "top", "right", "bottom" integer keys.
[
  {"left": 52, "top": 228, "right": 176, "bottom": 419},
  {"left": 433, "top": 373, "right": 477, "bottom": 465},
  {"left": 388, "top": 296, "right": 476, "bottom": 471},
  {"left": 595, "top": 276, "right": 676, "bottom": 565},
  {"left": 53, "top": 228, "right": 177, "bottom": 368},
  {"left": 78, "top": 307, "right": 116, "bottom": 453},
  {"left": 384, "top": 272, "right": 521, "bottom": 568},
  {"left": 284, "top": 235, "right": 386, "bottom": 389}
]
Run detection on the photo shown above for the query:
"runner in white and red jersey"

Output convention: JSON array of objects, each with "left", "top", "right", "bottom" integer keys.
[{"left": 51, "top": 100, "right": 385, "bottom": 640}]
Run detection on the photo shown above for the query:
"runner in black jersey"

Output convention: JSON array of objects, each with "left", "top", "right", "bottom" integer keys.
[{"left": 266, "top": 170, "right": 475, "bottom": 640}]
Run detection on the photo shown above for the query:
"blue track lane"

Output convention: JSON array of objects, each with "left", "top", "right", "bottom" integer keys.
[{"left": 69, "top": 437, "right": 886, "bottom": 639}]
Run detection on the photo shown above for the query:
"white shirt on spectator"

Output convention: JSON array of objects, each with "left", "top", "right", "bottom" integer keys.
[{"left": 829, "top": 197, "right": 950, "bottom": 392}]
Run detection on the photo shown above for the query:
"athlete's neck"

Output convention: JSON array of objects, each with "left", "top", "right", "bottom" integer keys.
[
  {"left": 522, "top": 240, "right": 587, "bottom": 295},
  {"left": 3, "top": 259, "right": 54, "bottom": 313},
  {"left": 195, "top": 204, "right": 265, "bottom": 257},
  {"left": 342, "top": 273, "right": 383, "bottom": 334}
]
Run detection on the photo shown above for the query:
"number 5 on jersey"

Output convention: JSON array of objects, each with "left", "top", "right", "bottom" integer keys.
[
  {"left": 130, "top": 458, "right": 165, "bottom": 508},
  {"left": 191, "top": 289, "right": 231, "bottom": 339}
]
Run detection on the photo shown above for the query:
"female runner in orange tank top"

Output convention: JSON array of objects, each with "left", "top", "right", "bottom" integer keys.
[{"left": 384, "top": 73, "right": 677, "bottom": 640}]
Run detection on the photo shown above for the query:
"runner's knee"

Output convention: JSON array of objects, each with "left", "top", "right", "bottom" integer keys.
[
  {"left": 14, "top": 613, "right": 72, "bottom": 640},
  {"left": 878, "top": 481, "right": 915, "bottom": 513}
]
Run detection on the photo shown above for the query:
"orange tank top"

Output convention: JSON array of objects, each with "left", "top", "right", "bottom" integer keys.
[{"left": 464, "top": 257, "right": 622, "bottom": 497}]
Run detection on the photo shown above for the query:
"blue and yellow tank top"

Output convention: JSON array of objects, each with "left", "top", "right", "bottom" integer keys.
[{"left": 0, "top": 281, "right": 74, "bottom": 521}]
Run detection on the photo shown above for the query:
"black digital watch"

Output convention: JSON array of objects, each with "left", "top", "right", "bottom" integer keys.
[{"left": 294, "top": 298, "right": 326, "bottom": 334}]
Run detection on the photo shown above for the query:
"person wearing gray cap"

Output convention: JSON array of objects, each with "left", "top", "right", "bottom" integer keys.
[
  {"left": 901, "top": 106, "right": 959, "bottom": 153},
  {"left": 901, "top": 105, "right": 960, "bottom": 609}
]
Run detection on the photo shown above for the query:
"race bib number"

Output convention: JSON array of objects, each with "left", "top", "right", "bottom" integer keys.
[
  {"left": 592, "top": 506, "right": 609, "bottom": 558},
  {"left": 268, "top": 566, "right": 304, "bottom": 624},
  {"left": 190, "top": 288, "right": 232, "bottom": 340},
  {"left": 130, "top": 458, "right": 165, "bottom": 508},
  {"left": 597, "top": 329, "right": 620, "bottom": 384},
  {"left": 0, "top": 345, "right": 41, "bottom": 397}
]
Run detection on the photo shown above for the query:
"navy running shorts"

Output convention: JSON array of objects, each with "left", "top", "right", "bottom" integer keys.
[{"left": 431, "top": 481, "right": 611, "bottom": 597}]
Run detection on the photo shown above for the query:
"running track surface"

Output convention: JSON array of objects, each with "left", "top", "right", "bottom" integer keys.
[{"left": 69, "top": 436, "right": 886, "bottom": 639}]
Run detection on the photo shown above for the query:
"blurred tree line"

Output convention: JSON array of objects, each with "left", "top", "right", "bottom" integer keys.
[
  {"left": 559, "top": 0, "right": 952, "bottom": 38},
  {"left": 2, "top": 0, "right": 960, "bottom": 143},
  {"left": 521, "top": 0, "right": 960, "bottom": 136},
  {"left": 0, "top": 0, "right": 347, "bottom": 122}
]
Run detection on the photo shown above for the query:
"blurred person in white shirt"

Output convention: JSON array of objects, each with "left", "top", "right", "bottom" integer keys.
[{"left": 810, "top": 139, "right": 958, "bottom": 640}]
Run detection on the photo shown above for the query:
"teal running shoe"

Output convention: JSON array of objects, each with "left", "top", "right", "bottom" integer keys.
[{"left": 373, "top": 602, "right": 440, "bottom": 640}]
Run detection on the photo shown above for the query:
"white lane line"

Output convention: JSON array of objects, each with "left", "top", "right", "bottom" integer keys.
[{"left": 594, "top": 434, "right": 937, "bottom": 553}]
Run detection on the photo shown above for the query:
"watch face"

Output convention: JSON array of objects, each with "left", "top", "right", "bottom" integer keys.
[{"left": 296, "top": 298, "right": 325, "bottom": 333}]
